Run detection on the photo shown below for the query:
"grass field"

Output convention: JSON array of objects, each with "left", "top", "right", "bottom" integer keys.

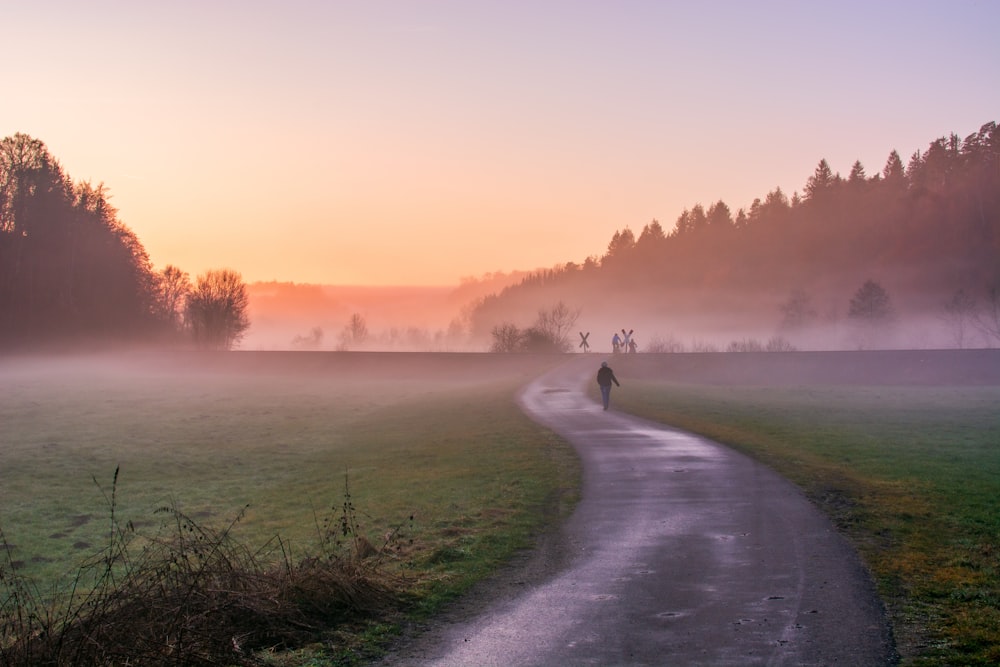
[
  {"left": 5, "top": 349, "right": 999, "bottom": 665},
  {"left": 609, "top": 350, "right": 1000, "bottom": 666},
  {"left": 0, "top": 350, "right": 580, "bottom": 663}
]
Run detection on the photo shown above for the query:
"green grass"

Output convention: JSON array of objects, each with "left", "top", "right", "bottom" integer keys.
[
  {"left": 0, "top": 352, "right": 580, "bottom": 663},
  {"left": 613, "top": 379, "right": 1000, "bottom": 666},
  {"left": 14, "top": 350, "right": 996, "bottom": 664}
]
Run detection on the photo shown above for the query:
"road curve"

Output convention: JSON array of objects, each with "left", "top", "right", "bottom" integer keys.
[{"left": 381, "top": 357, "right": 896, "bottom": 666}]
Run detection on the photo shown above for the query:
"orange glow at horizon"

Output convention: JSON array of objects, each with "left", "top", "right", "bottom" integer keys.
[{"left": 5, "top": 2, "right": 998, "bottom": 286}]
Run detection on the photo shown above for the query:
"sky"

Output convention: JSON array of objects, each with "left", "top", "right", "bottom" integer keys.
[{"left": 5, "top": 0, "right": 999, "bottom": 286}]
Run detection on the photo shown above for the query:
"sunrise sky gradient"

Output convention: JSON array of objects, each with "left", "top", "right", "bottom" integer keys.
[{"left": 6, "top": 1, "right": 999, "bottom": 286}]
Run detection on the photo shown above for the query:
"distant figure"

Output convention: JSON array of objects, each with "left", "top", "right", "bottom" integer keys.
[
  {"left": 612, "top": 332, "right": 622, "bottom": 354},
  {"left": 596, "top": 361, "right": 621, "bottom": 410},
  {"left": 628, "top": 338, "right": 638, "bottom": 354}
]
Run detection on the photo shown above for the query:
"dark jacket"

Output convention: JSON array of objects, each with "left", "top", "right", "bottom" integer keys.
[{"left": 596, "top": 366, "right": 620, "bottom": 387}]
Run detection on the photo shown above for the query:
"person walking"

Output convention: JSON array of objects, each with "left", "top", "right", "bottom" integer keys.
[
  {"left": 611, "top": 332, "right": 622, "bottom": 354},
  {"left": 596, "top": 361, "right": 621, "bottom": 410}
]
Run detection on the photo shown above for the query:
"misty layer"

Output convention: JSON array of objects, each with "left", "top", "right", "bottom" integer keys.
[{"left": 3, "top": 122, "right": 998, "bottom": 353}]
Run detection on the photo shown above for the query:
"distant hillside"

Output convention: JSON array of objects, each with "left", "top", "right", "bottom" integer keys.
[
  {"left": 469, "top": 121, "right": 1000, "bottom": 352},
  {"left": 245, "top": 283, "right": 456, "bottom": 350},
  {"left": 244, "top": 271, "right": 530, "bottom": 350}
]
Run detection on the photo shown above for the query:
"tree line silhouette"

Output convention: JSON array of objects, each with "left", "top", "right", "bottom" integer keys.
[
  {"left": 0, "top": 134, "right": 249, "bottom": 350},
  {"left": 4, "top": 122, "right": 998, "bottom": 351},
  {"left": 471, "top": 120, "right": 1000, "bottom": 348}
]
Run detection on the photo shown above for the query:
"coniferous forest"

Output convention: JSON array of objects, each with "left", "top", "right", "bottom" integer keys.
[{"left": 470, "top": 121, "right": 1000, "bottom": 350}]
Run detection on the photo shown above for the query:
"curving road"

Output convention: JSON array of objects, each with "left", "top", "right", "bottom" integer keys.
[{"left": 379, "top": 357, "right": 896, "bottom": 666}]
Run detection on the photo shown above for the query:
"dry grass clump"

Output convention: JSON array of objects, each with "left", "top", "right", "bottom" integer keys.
[{"left": 1, "top": 469, "right": 409, "bottom": 666}]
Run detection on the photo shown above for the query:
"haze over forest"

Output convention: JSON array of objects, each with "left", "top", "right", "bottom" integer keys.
[{"left": 1, "top": 120, "right": 999, "bottom": 353}]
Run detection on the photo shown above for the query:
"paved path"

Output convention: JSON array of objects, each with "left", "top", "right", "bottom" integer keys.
[{"left": 380, "top": 358, "right": 895, "bottom": 666}]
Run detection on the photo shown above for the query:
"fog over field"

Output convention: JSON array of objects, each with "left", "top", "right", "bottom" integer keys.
[
  {"left": 4, "top": 347, "right": 999, "bottom": 664},
  {"left": 3, "top": 346, "right": 995, "bottom": 585},
  {"left": 240, "top": 276, "right": 999, "bottom": 355},
  {"left": 243, "top": 279, "right": 519, "bottom": 351},
  {"left": 0, "top": 350, "right": 565, "bottom": 582}
]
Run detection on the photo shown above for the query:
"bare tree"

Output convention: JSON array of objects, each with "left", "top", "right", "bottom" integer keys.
[
  {"left": 847, "top": 279, "right": 895, "bottom": 349},
  {"left": 778, "top": 289, "right": 817, "bottom": 331},
  {"left": 849, "top": 280, "right": 893, "bottom": 321},
  {"left": 533, "top": 301, "right": 582, "bottom": 352},
  {"left": 973, "top": 286, "right": 1000, "bottom": 346},
  {"left": 942, "top": 288, "right": 978, "bottom": 348},
  {"left": 338, "top": 313, "right": 368, "bottom": 350},
  {"left": 291, "top": 326, "right": 324, "bottom": 350},
  {"left": 487, "top": 302, "right": 582, "bottom": 353},
  {"left": 489, "top": 322, "right": 523, "bottom": 353},
  {"left": 156, "top": 265, "right": 191, "bottom": 332},
  {"left": 184, "top": 269, "right": 250, "bottom": 350}
]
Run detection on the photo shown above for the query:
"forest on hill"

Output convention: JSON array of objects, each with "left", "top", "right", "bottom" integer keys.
[
  {"left": 0, "top": 134, "right": 251, "bottom": 350},
  {"left": 469, "top": 121, "right": 1000, "bottom": 351},
  {"left": 0, "top": 134, "right": 163, "bottom": 347}
]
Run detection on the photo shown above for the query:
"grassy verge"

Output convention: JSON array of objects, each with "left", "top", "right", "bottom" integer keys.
[
  {"left": 611, "top": 375, "right": 1000, "bottom": 666},
  {"left": 0, "top": 352, "right": 580, "bottom": 665}
]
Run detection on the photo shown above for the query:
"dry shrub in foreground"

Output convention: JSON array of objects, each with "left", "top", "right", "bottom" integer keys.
[{"left": 1, "top": 470, "right": 410, "bottom": 666}]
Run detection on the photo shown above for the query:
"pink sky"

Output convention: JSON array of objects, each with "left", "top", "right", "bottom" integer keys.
[{"left": 6, "top": 1, "right": 999, "bottom": 285}]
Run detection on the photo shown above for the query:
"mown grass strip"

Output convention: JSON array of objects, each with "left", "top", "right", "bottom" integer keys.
[{"left": 613, "top": 380, "right": 1000, "bottom": 666}]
